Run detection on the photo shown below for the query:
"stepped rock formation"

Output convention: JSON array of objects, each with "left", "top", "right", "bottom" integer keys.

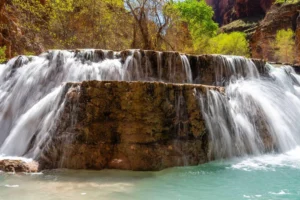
[
  {"left": 5, "top": 49, "right": 300, "bottom": 172},
  {"left": 251, "top": 2, "right": 300, "bottom": 63},
  {"left": 0, "top": 49, "right": 273, "bottom": 171},
  {"left": 205, "top": 0, "right": 274, "bottom": 25},
  {"left": 39, "top": 81, "right": 223, "bottom": 170}
]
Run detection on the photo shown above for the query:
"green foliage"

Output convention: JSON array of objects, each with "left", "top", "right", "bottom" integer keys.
[
  {"left": 171, "top": 0, "right": 218, "bottom": 52},
  {"left": 205, "top": 32, "right": 250, "bottom": 57},
  {"left": 11, "top": 0, "right": 49, "bottom": 33},
  {"left": 275, "top": 0, "right": 299, "bottom": 4},
  {"left": 0, "top": 46, "right": 6, "bottom": 63},
  {"left": 5, "top": 0, "right": 253, "bottom": 56},
  {"left": 274, "top": 29, "right": 295, "bottom": 63},
  {"left": 172, "top": 0, "right": 217, "bottom": 37}
]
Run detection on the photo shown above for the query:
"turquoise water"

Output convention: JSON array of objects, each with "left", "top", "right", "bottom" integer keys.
[{"left": 1, "top": 147, "right": 300, "bottom": 200}]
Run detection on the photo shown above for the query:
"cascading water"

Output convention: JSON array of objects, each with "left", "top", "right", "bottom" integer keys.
[
  {"left": 1, "top": 49, "right": 300, "bottom": 162},
  {"left": 180, "top": 55, "right": 193, "bottom": 83},
  {"left": 1, "top": 51, "right": 300, "bottom": 200},
  {"left": 0, "top": 49, "right": 193, "bottom": 159},
  {"left": 201, "top": 57, "right": 300, "bottom": 159},
  {"left": 212, "top": 55, "right": 260, "bottom": 86},
  {"left": 0, "top": 50, "right": 122, "bottom": 158}
]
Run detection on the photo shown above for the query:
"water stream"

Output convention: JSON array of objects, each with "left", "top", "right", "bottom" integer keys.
[
  {"left": 1, "top": 148, "right": 300, "bottom": 199},
  {"left": 0, "top": 50, "right": 193, "bottom": 158},
  {"left": 0, "top": 50, "right": 300, "bottom": 199}
]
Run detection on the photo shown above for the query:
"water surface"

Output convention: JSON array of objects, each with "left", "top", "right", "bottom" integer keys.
[{"left": 1, "top": 147, "right": 300, "bottom": 200}]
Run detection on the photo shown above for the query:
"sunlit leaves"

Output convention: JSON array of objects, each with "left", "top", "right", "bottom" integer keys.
[
  {"left": 171, "top": 0, "right": 218, "bottom": 53},
  {"left": 205, "top": 32, "right": 250, "bottom": 57},
  {"left": 274, "top": 29, "right": 295, "bottom": 63},
  {"left": 0, "top": 46, "right": 6, "bottom": 63}
]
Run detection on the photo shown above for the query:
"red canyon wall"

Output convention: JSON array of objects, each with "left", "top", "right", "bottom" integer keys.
[{"left": 206, "top": 0, "right": 275, "bottom": 25}]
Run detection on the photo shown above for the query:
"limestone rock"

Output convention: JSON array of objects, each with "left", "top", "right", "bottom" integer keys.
[
  {"left": 38, "top": 81, "right": 224, "bottom": 171},
  {"left": 0, "top": 159, "right": 39, "bottom": 173}
]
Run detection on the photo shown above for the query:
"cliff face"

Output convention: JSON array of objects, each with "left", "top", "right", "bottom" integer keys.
[
  {"left": 206, "top": 0, "right": 274, "bottom": 25},
  {"left": 250, "top": 3, "right": 300, "bottom": 63},
  {"left": 39, "top": 81, "right": 224, "bottom": 171}
]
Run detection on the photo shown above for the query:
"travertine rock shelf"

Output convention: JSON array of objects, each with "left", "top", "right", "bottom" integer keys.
[
  {"left": 39, "top": 81, "right": 223, "bottom": 171},
  {"left": 0, "top": 49, "right": 277, "bottom": 172}
]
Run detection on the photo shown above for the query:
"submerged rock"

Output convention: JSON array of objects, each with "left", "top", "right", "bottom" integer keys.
[{"left": 0, "top": 159, "right": 38, "bottom": 173}]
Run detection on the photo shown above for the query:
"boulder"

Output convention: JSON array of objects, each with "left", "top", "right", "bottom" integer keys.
[{"left": 0, "top": 159, "right": 38, "bottom": 173}]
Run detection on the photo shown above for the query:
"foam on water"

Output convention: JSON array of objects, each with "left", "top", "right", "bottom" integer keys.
[
  {"left": 231, "top": 146, "right": 300, "bottom": 171},
  {"left": 0, "top": 155, "right": 34, "bottom": 163}
]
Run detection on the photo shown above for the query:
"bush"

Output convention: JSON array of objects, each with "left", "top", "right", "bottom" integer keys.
[
  {"left": 0, "top": 46, "right": 6, "bottom": 63},
  {"left": 274, "top": 29, "right": 295, "bottom": 63},
  {"left": 205, "top": 32, "right": 250, "bottom": 57}
]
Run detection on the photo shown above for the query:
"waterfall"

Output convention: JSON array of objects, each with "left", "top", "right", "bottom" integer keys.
[
  {"left": 1, "top": 50, "right": 300, "bottom": 162},
  {"left": 212, "top": 55, "right": 260, "bottom": 86},
  {"left": 200, "top": 57, "right": 300, "bottom": 159},
  {"left": 180, "top": 55, "right": 193, "bottom": 83},
  {"left": 0, "top": 49, "right": 193, "bottom": 158}
]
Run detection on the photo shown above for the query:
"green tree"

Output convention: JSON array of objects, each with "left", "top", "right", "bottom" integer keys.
[
  {"left": 274, "top": 29, "right": 295, "bottom": 63},
  {"left": 171, "top": 0, "right": 218, "bottom": 53},
  {"left": 126, "top": 0, "right": 175, "bottom": 50},
  {"left": 206, "top": 32, "right": 250, "bottom": 57}
]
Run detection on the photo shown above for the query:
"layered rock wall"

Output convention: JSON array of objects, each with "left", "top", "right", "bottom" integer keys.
[{"left": 39, "top": 81, "right": 224, "bottom": 171}]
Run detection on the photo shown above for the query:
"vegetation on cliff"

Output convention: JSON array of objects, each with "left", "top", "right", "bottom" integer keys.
[
  {"left": 0, "top": 0, "right": 250, "bottom": 59},
  {"left": 273, "top": 29, "right": 296, "bottom": 63},
  {"left": 206, "top": 32, "right": 250, "bottom": 56},
  {"left": 0, "top": 46, "right": 5, "bottom": 63}
]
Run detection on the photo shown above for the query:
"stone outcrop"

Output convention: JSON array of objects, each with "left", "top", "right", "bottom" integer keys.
[
  {"left": 38, "top": 81, "right": 224, "bottom": 171},
  {"left": 250, "top": 2, "right": 300, "bottom": 63},
  {"left": 0, "top": 159, "right": 38, "bottom": 173},
  {"left": 220, "top": 17, "right": 261, "bottom": 39},
  {"left": 205, "top": 0, "right": 274, "bottom": 25}
]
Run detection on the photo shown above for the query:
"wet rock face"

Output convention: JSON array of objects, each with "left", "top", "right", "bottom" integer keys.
[
  {"left": 38, "top": 81, "right": 224, "bottom": 171},
  {"left": 0, "top": 159, "right": 38, "bottom": 173},
  {"left": 250, "top": 3, "right": 300, "bottom": 63},
  {"left": 206, "top": 0, "right": 274, "bottom": 25}
]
